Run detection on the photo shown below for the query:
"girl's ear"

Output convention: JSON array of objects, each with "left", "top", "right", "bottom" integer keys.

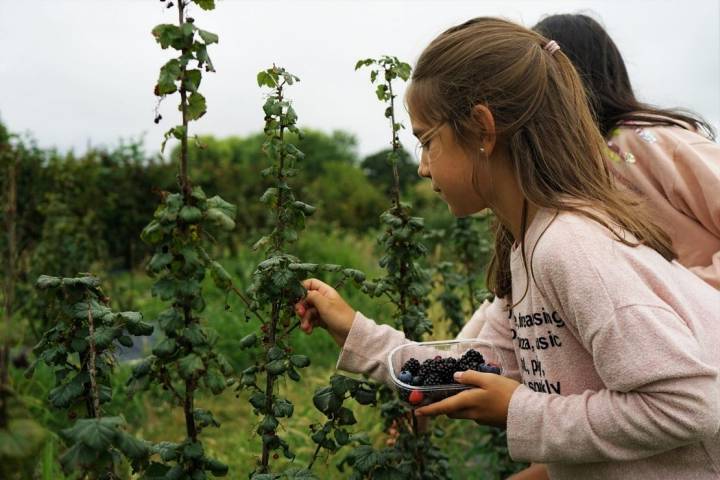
[{"left": 471, "top": 104, "right": 497, "bottom": 155}]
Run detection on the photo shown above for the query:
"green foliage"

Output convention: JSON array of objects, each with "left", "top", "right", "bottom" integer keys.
[
  {"left": 125, "top": 2, "right": 233, "bottom": 478},
  {"left": 352, "top": 56, "right": 450, "bottom": 479},
  {"left": 28, "top": 274, "right": 153, "bottom": 476},
  {"left": 432, "top": 215, "right": 494, "bottom": 336},
  {"left": 236, "top": 67, "right": 370, "bottom": 478}
]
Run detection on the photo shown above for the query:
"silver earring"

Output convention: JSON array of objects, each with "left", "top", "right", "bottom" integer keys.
[{"left": 479, "top": 147, "right": 485, "bottom": 153}]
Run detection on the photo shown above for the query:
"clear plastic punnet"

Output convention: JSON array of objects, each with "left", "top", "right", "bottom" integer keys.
[{"left": 387, "top": 339, "right": 503, "bottom": 407}]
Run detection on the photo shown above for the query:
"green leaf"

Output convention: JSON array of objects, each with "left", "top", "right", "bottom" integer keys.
[
  {"left": 151, "top": 278, "right": 176, "bottom": 301},
  {"left": 239, "top": 333, "right": 257, "bottom": 349},
  {"left": 194, "top": 43, "right": 215, "bottom": 71},
  {"left": 123, "top": 315, "right": 154, "bottom": 336},
  {"left": 289, "top": 355, "right": 310, "bottom": 368},
  {"left": 152, "top": 337, "right": 178, "bottom": 358},
  {"left": 61, "top": 417, "right": 123, "bottom": 451},
  {"left": 272, "top": 399, "right": 294, "bottom": 418},
  {"left": 266, "top": 359, "right": 286, "bottom": 376},
  {"left": 152, "top": 24, "right": 182, "bottom": 49},
  {"left": 259, "top": 187, "right": 278, "bottom": 204},
  {"left": 59, "top": 442, "right": 98, "bottom": 472},
  {"left": 205, "top": 457, "right": 229, "bottom": 476},
  {"left": 335, "top": 429, "right": 350, "bottom": 446},
  {"left": 48, "top": 372, "right": 87, "bottom": 408},
  {"left": 205, "top": 202, "right": 236, "bottom": 231},
  {"left": 36, "top": 275, "right": 61, "bottom": 289},
  {"left": 257, "top": 415, "right": 278, "bottom": 434},
  {"left": 375, "top": 84, "right": 388, "bottom": 101},
  {"left": 193, "top": 0, "right": 216, "bottom": 10},
  {"left": 116, "top": 431, "right": 150, "bottom": 460},
  {"left": 183, "top": 441, "right": 204, "bottom": 460},
  {"left": 249, "top": 392, "right": 266, "bottom": 411},
  {"left": 205, "top": 370, "right": 226, "bottom": 395},
  {"left": 179, "top": 353, "right": 204, "bottom": 380},
  {"left": 336, "top": 407, "right": 356, "bottom": 426},
  {"left": 209, "top": 261, "right": 232, "bottom": 291},
  {"left": 183, "top": 69, "right": 202, "bottom": 92},
  {"left": 155, "top": 441, "right": 180, "bottom": 462},
  {"left": 194, "top": 409, "right": 220, "bottom": 429},
  {"left": 197, "top": 29, "right": 219, "bottom": 44},
  {"left": 292, "top": 201, "right": 316, "bottom": 215},
  {"left": 90, "top": 326, "right": 120, "bottom": 349},
  {"left": 118, "top": 335, "right": 133, "bottom": 348},
  {"left": 157, "top": 308, "right": 183, "bottom": 331},
  {"left": 267, "top": 346, "right": 285, "bottom": 361},
  {"left": 180, "top": 205, "right": 203, "bottom": 223},
  {"left": 352, "top": 385, "right": 376, "bottom": 405},
  {"left": 354, "top": 58, "right": 374, "bottom": 70},
  {"left": 157, "top": 59, "right": 181, "bottom": 95},
  {"left": 312, "top": 386, "right": 340, "bottom": 414},
  {"left": 186, "top": 92, "right": 207, "bottom": 121},
  {"left": 257, "top": 70, "right": 277, "bottom": 88}
]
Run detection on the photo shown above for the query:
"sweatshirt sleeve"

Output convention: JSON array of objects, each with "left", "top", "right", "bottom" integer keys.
[
  {"left": 668, "top": 140, "right": 720, "bottom": 288},
  {"left": 336, "top": 297, "right": 517, "bottom": 385},
  {"left": 506, "top": 235, "right": 720, "bottom": 463},
  {"left": 335, "top": 311, "right": 412, "bottom": 385}
]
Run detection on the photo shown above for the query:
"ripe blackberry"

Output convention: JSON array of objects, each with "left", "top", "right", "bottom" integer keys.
[
  {"left": 422, "top": 373, "right": 443, "bottom": 386},
  {"left": 435, "top": 358, "right": 458, "bottom": 383},
  {"left": 401, "top": 358, "right": 421, "bottom": 376},
  {"left": 461, "top": 349, "right": 484, "bottom": 365}
]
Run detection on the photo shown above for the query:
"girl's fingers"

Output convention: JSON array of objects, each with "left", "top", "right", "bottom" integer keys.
[
  {"left": 302, "top": 278, "right": 335, "bottom": 296},
  {"left": 300, "top": 307, "right": 318, "bottom": 334},
  {"left": 295, "top": 301, "right": 307, "bottom": 317}
]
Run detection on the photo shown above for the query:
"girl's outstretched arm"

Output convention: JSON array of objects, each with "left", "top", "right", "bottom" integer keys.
[{"left": 297, "top": 280, "right": 514, "bottom": 385}]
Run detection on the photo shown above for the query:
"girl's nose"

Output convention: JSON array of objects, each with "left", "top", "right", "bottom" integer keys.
[{"left": 417, "top": 158, "right": 431, "bottom": 178}]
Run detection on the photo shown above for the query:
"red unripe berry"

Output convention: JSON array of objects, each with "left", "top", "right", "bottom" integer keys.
[{"left": 409, "top": 390, "right": 424, "bottom": 405}]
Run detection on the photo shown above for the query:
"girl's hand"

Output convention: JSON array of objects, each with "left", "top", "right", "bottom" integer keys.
[
  {"left": 414, "top": 370, "right": 521, "bottom": 427},
  {"left": 293, "top": 278, "right": 356, "bottom": 347}
]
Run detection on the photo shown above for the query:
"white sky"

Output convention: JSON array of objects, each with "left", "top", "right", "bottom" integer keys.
[{"left": 0, "top": 0, "right": 718, "bottom": 158}]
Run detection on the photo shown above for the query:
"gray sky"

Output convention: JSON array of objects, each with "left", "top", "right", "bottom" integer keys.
[{"left": 1, "top": 0, "right": 718, "bottom": 158}]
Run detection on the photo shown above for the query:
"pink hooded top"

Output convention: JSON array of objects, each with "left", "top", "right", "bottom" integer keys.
[
  {"left": 606, "top": 123, "right": 720, "bottom": 289},
  {"left": 336, "top": 208, "right": 720, "bottom": 479}
]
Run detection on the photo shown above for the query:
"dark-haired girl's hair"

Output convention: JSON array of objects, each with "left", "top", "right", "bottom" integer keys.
[{"left": 533, "top": 13, "right": 716, "bottom": 140}]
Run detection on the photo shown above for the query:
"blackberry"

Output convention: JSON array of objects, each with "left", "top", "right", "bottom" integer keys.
[
  {"left": 461, "top": 349, "right": 484, "bottom": 365},
  {"left": 401, "top": 358, "right": 421, "bottom": 376},
  {"left": 422, "top": 373, "right": 443, "bottom": 386},
  {"left": 435, "top": 358, "right": 458, "bottom": 383}
]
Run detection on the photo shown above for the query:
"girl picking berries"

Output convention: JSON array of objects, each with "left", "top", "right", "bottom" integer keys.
[{"left": 294, "top": 17, "right": 720, "bottom": 479}]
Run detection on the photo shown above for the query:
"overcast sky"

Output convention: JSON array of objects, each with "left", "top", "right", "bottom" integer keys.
[{"left": 0, "top": 0, "right": 718, "bottom": 159}]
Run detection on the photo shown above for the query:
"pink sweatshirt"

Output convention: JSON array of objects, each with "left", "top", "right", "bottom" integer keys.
[
  {"left": 606, "top": 123, "right": 720, "bottom": 288},
  {"left": 336, "top": 208, "right": 720, "bottom": 479}
]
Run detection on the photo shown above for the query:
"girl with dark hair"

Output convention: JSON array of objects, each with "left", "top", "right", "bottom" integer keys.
[{"left": 534, "top": 13, "right": 720, "bottom": 289}]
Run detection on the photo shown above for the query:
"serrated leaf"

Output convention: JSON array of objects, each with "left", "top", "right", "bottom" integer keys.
[
  {"left": 116, "top": 431, "right": 150, "bottom": 460},
  {"left": 197, "top": 29, "right": 218, "bottom": 44},
  {"left": 193, "top": 0, "right": 215, "bottom": 10},
  {"left": 186, "top": 92, "right": 207, "bottom": 121},
  {"left": 179, "top": 353, "right": 204, "bottom": 380}
]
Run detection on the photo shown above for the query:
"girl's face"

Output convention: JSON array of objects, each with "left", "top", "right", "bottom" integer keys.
[{"left": 411, "top": 116, "right": 490, "bottom": 217}]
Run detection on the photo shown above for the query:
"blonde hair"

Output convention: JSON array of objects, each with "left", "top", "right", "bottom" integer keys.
[{"left": 407, "top": 17, "right": 675, "bottom": 299}]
